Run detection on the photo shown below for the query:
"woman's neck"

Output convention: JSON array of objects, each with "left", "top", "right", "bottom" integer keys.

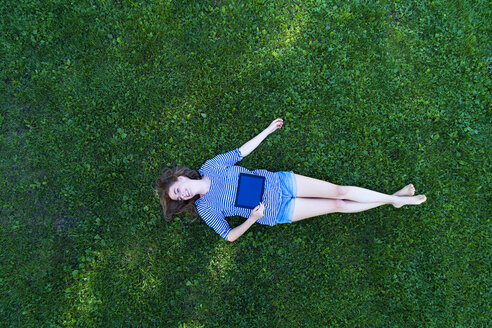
[{"left": 198, "top": 175, "right": 211, "bottom": 198}]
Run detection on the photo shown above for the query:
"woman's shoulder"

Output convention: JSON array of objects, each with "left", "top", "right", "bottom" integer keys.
[
  {"left": 195, "top": 198, "right": 222, "bottom": 216},
  {"left": 200, "top": 148, "right": 243, "bottom": 169}
]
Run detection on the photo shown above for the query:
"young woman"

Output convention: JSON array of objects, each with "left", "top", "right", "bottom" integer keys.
[{"left": 155, "top": 118, "right": 426, "bottom": 242}]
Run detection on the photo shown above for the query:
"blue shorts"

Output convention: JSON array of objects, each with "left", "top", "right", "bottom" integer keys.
[{"left": 275, "top": 171, "right": 297, "bottom": 224}]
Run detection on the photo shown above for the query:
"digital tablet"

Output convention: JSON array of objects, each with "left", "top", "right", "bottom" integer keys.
[{"left": 234, "top": 173, "right": 266, "bottom": 209}]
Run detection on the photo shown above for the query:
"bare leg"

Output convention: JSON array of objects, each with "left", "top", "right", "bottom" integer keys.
[
  {"left": 294, "top": 175, "right": 426, "bottom": 207},
  {"left": 292, "top": 198, "right": 382, "bottom": 222},
  {"left": 292, "top": 184, "right": 422, "bottom": 222}
]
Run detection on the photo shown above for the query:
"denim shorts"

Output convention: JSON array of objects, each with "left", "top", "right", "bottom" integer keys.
[{"left": 275, "top": 171, "right": 297, "bottom": 224}]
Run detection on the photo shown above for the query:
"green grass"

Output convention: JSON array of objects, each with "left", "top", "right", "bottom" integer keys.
[{"left": 1, "top": 0, "right": 490, "bottom": 327}]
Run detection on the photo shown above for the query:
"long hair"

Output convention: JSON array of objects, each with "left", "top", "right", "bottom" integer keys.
[{"left": 155, "top": 167, "right": 202, "bottom": 221}]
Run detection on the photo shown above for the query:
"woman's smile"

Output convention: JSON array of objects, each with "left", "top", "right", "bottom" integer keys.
[{"left": 180, "top": 189, "right": 190, "bottom": 200}]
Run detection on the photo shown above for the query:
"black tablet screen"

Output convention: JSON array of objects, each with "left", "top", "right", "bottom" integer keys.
[{"left": 234, "top": 173, "right": 266, "bottom": 209}]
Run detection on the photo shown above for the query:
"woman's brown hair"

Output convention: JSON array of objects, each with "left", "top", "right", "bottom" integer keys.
[{"left": 155, "top": 167, "right": 201, "bottom": 221}]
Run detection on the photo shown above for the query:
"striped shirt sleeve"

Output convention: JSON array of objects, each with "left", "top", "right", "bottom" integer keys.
[
  {"left": 197, "top": 204, "right": 232, "bottom": 241},
  {"left": 205, "top": 148, "right": 243, "bottom": 168}
]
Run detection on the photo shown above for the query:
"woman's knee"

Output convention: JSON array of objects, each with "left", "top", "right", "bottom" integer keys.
[
  {"left": 336, "top": 186, "right": 350, "bottom": 198},
  {"left": 334, "top": 199, "right": 347, "bottom": 212}
]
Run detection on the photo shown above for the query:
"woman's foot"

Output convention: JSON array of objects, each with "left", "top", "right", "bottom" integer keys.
[
  {"left": 393, "top": 194, "right": 427, "bottom": 208},
  {"left": 393, "top": 184, "right": 415, "bottom": 197}
]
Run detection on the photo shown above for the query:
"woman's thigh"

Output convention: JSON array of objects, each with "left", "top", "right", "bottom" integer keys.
[
  {"left": 291, "top": 197, "right": 340, "bottom": 222},
  {"left": 294, "top": 174, "right": 341, "bottom": 198}
]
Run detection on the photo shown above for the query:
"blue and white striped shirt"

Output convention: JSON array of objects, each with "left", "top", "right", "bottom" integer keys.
[{"left": 195, "top": 148, "right": 282, "bottom": 241}]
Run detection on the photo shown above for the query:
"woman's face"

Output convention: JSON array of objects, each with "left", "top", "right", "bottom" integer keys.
[{"left": 168, "top": 176, "right": 195, "bottom": 201}]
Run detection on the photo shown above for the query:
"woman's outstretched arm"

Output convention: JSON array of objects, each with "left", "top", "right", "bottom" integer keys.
[{"left": 238, "top": 118, "right": 283, "bottom": 157}]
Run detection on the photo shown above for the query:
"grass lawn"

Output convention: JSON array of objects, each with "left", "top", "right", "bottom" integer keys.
[{"left": 0, "top": 0, "right": 490, "bottom": 327}]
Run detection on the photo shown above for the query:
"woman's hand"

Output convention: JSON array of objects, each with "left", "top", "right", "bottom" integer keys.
[
  {"left": 250, "top": 202, "right": 265, "bottom": 221},
  {"left": 266, "top": 118, "right": 283, "bottom": 134}
]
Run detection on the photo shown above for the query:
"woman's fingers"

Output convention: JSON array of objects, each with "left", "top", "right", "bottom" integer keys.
[
  {"left": 269, "top": 118, "right": 283, "bottom": 132},
  {"left": 252, "top": 202, "right": 265, "bottom": 220}
]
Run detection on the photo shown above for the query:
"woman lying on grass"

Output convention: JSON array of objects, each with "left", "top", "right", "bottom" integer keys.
[{"left": 156, "top": 118, "right": 426, "bottom": 242}]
